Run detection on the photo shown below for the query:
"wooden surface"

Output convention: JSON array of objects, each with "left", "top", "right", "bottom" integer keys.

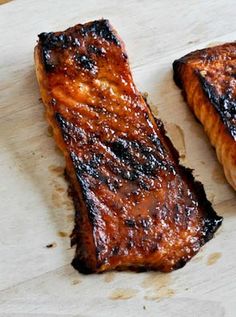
[{"left": 0, "top": 0, "right": 235, "bottom": 316}]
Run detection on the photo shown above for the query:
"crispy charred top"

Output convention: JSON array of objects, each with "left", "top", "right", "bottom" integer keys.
[
  {"left": 35, "top": 19, "right": 222, "bottom": 273},
  {"left": 173, "top": 42, "right": 236, "bottom": 140}
]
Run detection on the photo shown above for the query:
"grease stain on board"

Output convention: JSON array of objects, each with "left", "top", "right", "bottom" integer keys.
[
  {"left": 67, "top": 214, "right": 74, "bottom": 222},
  {"left": 58, "top": 231, "right": 69, "bottom": 238},
  {"left": 208, "top": 193, "right": 216, "bottom": 205},
  {"left": 46, "top": 126, "right": 53, "bottom": 137},
  {"left": 109, "top": 288, "right": 138, "bottom": 300},
  {"left": 212, "top": 166, "right": 226, "bottom": 184},
  {"left": 51, "top": 187, "right": 73, "bottom": 210},
  {"left": 50, "top": 179, "right": 66, "bottom": 193},
  {"left": 48, "top": 165, "right": 65, "bottom": 176},
  {"left": 142, "top": 272, "right": 171, "bottom": 289},
  {"left": 0, "top": 0, "right": 12, "bottom": 4},
  {"left": 51, "top": 191, "right": 62, "bottom": 208},
  {"left": 142, "top": 272, "right": 174, "bottom": 301},
  {"left": 142, "top": 92, "right": 159, "bottom": 117},
  {"left": 207, "top": 252, "right": 222, "bottom": 266},
  {"left": 72, "top": 279, "right": 81, "bottom": 285},
  {"left": 104, "top": 272, "right": 115, "bottom": 283},
  {"left": 62, "top": 198, "right": 74, "bottom": 211},
  {"left": 165, "top": 122, "right": 186, "bottom": 160},
  {"left": 54, "top": 184, "right": 65, "bottom": 193},
  {"left": 54, "top": 145, "right": 64, "bottom": 156},
  {"left": 144, "top": 288, "right": 175, "bottom": 301},
  {"left": 48, "top": 167, "right": 74, "bottom": 211}
]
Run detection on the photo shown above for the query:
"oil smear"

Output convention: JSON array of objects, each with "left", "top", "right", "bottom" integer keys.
[
  {"left": 165, "top": 122, "right": 186, "bottom": 161},
  {"left": 212, "top": 166, "right": 226, "bottom": 184},
  {"left": 142, "top": 272, "right": 174, "bottom": 301},
  {"left": 109, "top": 288, "right": 138, "bottom": 300},
  {"left": 207, "top": 252, "right": 222, "bottom": 266}
]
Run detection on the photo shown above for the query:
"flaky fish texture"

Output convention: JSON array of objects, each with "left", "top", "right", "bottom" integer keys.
[
  {"left": 35, "top": 19, "right": 222, "bottom": 273},
  {"left": 173, "top": 42, "right": 236, "bottom": 190}
]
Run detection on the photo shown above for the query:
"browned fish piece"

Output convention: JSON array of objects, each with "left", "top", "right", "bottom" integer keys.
[
  {"left": 173, "top": 42, "right": 236, "bottom": 190},
  {"left": 34, "top": 19, "right": 222, "bottom": 273}
]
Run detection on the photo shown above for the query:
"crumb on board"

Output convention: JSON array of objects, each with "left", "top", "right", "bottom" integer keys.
[{"left": 45, "top": 242, "right": 57, "bottom": 248}]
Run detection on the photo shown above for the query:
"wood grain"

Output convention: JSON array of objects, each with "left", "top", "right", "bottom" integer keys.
[{"left": 0, "top": 0, "right": 235, "bottom": 316}]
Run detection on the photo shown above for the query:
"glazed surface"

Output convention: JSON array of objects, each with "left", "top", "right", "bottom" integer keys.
[{"left": 35, "top": 20, "right": 222, "bottom": 273}]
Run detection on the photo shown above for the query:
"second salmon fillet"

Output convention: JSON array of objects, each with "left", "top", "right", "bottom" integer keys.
[{"left": 34, "top": 19, "right": 222, "bottom": 273}]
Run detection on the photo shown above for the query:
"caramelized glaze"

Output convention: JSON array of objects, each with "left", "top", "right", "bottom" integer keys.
[{"left": 35, "top": 19, "right": 222, "bottom": 273}]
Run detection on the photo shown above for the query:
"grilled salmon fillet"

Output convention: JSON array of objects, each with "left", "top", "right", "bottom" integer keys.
[
  {"left": 173, "top": 43, "right": 236, "bottom": 190},
  {"left": 34, "top": 19, "right": 222, "bottom": 273}
]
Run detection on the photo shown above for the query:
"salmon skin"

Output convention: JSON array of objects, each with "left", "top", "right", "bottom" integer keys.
[
  {"left": 34, "top": 19, "right": 222, "bottom": 273},
  {"left": 173, "top": 43, "right": 236, "bottom": 190}
]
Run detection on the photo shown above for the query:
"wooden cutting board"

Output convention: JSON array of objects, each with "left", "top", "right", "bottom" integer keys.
[{"left": 0, "top": 0, "right": 235, "bottom": 316}]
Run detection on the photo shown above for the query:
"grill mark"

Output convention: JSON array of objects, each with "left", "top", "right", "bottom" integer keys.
[
  {"left": 55, "top": 115, "right": 141, "bottom": 191},
  {"left": 71, "top": 149, "right": 128, "bottom": 197},
  {"left": 106, "top": 138, "right": 172, "bottom": 176},
  {"left": 71, "top": 151, "right": 104, "bottom": 179},
  {"left": 88, "top": 44, "right": 105, "bottom": 56},
  {"left": 125, "top": 219, "right": 136, "bottom": 227},
  {"left": 55, "top": 112, "right": 89, "bottom": 145},
  {"left": 74, "top": 53, "right": 97, "bottom": 73},
  {"left": 111, "top": 246, "right": 120, "bottom": 256},
  {"left": 56, "top": 112, "right": 174, "bottom": 190},
  {"left": 139, "top": 218, "right": 152, "bottom": 229}
]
